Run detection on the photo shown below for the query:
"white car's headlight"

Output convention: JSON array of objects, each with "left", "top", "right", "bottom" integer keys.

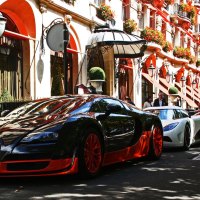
[
  {"left": 163, "top": 122, "right": 179, "bottom": 131},
  {"left": 20, "top": 132, "right": 59, "bottom": 143}
]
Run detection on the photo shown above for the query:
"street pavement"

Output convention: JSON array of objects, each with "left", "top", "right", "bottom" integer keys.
[{"left": 0, "top": 145, "right": 200, "bottom": 200}]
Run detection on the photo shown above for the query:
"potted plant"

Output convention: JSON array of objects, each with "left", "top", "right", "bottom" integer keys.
[
  {"left": 196, "top": 60, "right": 200, "bottom": 67},
  {"left": 141, "top": 27, "right": 165, "bottom": 46},
  {"left": 97, "top": 4, "right": 115, "bottom": 21},
  {"left": 173, "top": 46, "right": 191, "bottom": 60},
  {"left": 162, "top": 41, "right": 173, "bottom": 52},
  {"left": 88, "top": 67, "right": 106, "bottom": 93},
  {"left": 168, "top": 86, "right": 179, "bottom": 105},
  {"left": 123, "top": 19, "right": 137, "bottom": 34},
  {"left": 0, "top": 89, "right": 13, "bottom": 102},
  {"left": 168, "top": 86, "right": 178, "bottom": 95}
]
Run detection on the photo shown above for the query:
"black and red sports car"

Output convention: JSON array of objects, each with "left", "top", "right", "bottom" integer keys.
[{"left": 0, "top": 95, "right": 163, "bottom": 177}]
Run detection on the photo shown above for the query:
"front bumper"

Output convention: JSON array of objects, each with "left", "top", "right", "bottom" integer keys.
[
  {"left": 163, "top": 129, "right": 183, "bottom": 147},
  {"left": 0, "top": 142, "right": 78, "bottom": 177},
  {"left": 0, "top": 157, "right": 78, "bottom": 177}
]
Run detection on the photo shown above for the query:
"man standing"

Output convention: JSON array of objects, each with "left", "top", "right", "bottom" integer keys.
[{"left": 153, "top": 92, "right": 168, "bottom": 106}]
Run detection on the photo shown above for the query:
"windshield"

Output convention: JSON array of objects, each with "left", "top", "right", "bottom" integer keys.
[{"left": 148, "top": 109, "right": 174, "bottom": 120}]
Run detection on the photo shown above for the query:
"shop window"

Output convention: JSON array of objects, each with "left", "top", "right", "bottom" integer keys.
[{"left": 50, "top": 51, "right": 73, "bottom": 95}]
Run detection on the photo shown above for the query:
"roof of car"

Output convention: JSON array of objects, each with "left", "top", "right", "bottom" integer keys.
[{"left": 144, "top": 106, "right": 184, "bottom": 111}]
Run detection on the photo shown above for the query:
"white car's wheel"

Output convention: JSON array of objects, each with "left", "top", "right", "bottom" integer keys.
[{"left": 183, "top": 124, "right": 191, "bottom": 151}]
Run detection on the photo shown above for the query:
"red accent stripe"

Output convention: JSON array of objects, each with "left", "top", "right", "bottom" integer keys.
[
  {"left": 102, "top": 131, "right": 151, "bottom": 166},
  {"left": 0, "top": 158, "right": 79, "bottom": 177}
]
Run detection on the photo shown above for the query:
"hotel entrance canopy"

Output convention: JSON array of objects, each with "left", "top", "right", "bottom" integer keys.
[{"left": 86, "top": 27, "right": 146, "bottom": 58}]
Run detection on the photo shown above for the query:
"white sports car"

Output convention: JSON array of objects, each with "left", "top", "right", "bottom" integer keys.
[{"left": 144, "top": 106, "right": 200, "bottom": 150}]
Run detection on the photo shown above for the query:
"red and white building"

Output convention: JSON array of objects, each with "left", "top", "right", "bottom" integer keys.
[{"left": 0, "top": 0, "right": 200, "bottom": 109}]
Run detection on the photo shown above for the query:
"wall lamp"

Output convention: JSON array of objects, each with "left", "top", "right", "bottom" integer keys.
[
  {"left": 192, "top": 79, "right": 197, "bottom": 89},
  {"left": 166, "top": 70, "right": 177, "bottom": 83},
  {"left": 148, "top": 61, "right": 156, "bottom": 77},
  {"left": 180, "top": 76, "right": 186, "bottom": 87},
  {"left": 0, "top": 12, "right": 7, "bottom": 37}
]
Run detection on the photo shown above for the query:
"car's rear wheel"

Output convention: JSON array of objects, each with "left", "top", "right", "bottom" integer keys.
[
  {"left": 183, "top": 124, "right": 191, "bottom": 151},
  {"left": 148, "top": 124, "right": 163, "bottom": 160},
  {"left": 78, "top": 128, "right": 103, "bottom": 178}
]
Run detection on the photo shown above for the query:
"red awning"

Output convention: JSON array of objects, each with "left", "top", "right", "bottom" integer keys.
[
  {"left": 3, "top": 30, "right": 36, "bottom": 41},
  {"left": 67, "top": 48, "right": 81, "bottom": 54},
  {"left": 156, "top": 10, "right": 171, "bottom": 24},
  {"left": 144, "top": 3, "right": 157, "bottom": 11},
  {"left": 120, "top": 64, "right": 133, "bottom": 70}
]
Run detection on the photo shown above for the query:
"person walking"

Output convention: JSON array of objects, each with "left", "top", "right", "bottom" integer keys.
[
  {"left": 143, "top": 96, "right": 152, "bottom": 109},
  {"left": 153, "top": 92, "right": 168, "bottom": 106}
]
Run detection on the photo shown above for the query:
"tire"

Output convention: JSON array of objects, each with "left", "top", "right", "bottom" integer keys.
[
  {"left": 148, "top": 124, "right": 163, "bottom": 160},
  {"left": 183, "top": 124, "right": 191, "bottom": 151},
  {"left": 78, "top": 128, "right": 103, "bottom": 178}
]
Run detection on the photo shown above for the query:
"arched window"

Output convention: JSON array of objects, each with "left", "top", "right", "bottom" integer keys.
[{"left": 0, "top": 14, "right": 23, "bottom": 100}]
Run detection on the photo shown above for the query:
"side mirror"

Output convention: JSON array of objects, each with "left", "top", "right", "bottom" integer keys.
[{"left": 1, "top": 110, "right": 10, "bottom": 117}]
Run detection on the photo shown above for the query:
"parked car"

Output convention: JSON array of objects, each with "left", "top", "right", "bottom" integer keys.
[
  {"left": 144, "top": 106, "right": 200, "bottom": 150},
  {"left": 0, "top": 95, "right": 163, "bottom": 178}
]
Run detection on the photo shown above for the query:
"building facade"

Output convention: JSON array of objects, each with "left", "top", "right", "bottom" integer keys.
[{"left": 0, "top": 0, "right": 200, "bottom": 109}]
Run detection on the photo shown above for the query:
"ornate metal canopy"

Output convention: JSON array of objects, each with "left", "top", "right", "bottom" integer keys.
[{"left": 86, "top": 27, "right": 146, "bottom": 58}]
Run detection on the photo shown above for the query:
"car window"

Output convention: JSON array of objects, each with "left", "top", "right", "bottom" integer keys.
[
  {"left": 98, "top": 98, "right": 126, "bottom": 114},
  {"left": 174, "top": 109, "right": 183, "bottom": 119},
  {"left": 149, "top": 109, "right": 174, "bottom": 120},
  {"left": 180, "top": 109, "right": 189, "bottom": 118},
  {"left": 90, "top": 100, "right": 102, "bottom": 112}
]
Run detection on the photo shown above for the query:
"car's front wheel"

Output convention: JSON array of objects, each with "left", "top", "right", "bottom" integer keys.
[
  {"left": 78, "top": 128, "right": 103, "bottom": 178},
  {"left": 148, "top": 124, "right": 163, "bottom": 160},
  {"left": 183, "top": 124, "right": 191, "bottom": 151}
]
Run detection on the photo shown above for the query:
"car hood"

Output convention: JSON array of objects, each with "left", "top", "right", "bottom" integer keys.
[{"left": 0, "top": 113, "right": 70, "bottom": 146}]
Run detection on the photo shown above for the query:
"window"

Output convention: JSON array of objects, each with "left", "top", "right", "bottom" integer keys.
[
  {"left": 122, "top": 0, "right": 130, "bottom": 20},
  {"left": 94, "top": 0, "right": 104, "bottom": 6},
  {"left": 175, "top": 109, "right": 182, "bottom": 119},
  {"left": 151, "top": 109, "right": 174, "bottom": 120},
  {"left": 98, "top": 98, "right": 126, "bottom": 114},
  {"left": 179, "top": 109, "right": 189, "bottom": 118}
]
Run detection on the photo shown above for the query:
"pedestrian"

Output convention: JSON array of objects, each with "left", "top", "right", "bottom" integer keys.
[
  {"left": 153, "top": 92, "right": 168, "bottom": 106},
  {"left": 125, "top": 96, "right": 135, "bottom": 106},
  {"left": 143, "top": 96, "right": 152, "bottom": 109},
  {"left": 175, "top": 97, "right": 181, "bottom": 107}
]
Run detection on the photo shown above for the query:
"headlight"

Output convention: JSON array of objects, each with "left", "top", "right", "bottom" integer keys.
[
  {"left": 20, "top": 132, "right": 59, "bottom": 143},
  {"left": 163, "top": 122, "right": 179, "bottom": 131}
]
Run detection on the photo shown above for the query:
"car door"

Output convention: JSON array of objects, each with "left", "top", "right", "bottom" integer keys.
[{"left": 91, "top": 98, "right": 135, "bottom": 152}]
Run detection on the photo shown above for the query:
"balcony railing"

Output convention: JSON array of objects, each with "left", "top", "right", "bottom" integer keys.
[
  {"left": 171, "top": 4, "right": 191, "bottom": 23},
  {"left": 194, "top": 0, "right": 200, "bottom": 4}
]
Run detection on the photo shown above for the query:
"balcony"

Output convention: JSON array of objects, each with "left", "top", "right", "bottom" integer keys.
[
  {"left": 194, "top": 0, "right": 200, "bottom": 7},
  {"left": 170, "top": 4, "right": 192, "bottom": 30}
]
